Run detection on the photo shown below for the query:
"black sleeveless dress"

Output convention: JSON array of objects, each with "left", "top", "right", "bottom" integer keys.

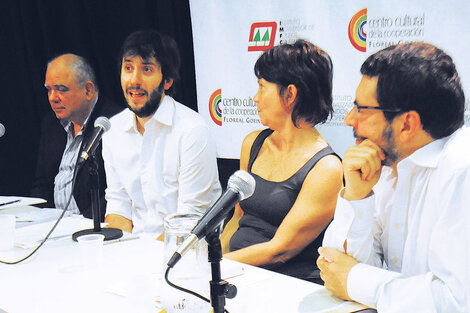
[{"left": 229, "top": 129, "right": 339, "bottom": 283}]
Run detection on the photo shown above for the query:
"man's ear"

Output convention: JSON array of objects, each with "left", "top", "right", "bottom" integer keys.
[
  {"left": 396, "top": 110, "right": 422, "bottom": 142},
  {"left": 164, "top": 79, "right": 174, "bottom": 91},
  {"left": 85, "top": 81, "right": 95, "bottom": 100}
]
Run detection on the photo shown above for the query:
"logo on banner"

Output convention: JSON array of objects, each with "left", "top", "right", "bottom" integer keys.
[
  {"left": 209, "top": 89, "right": 223, "bottom": 126},
  {"left": 348, "top": 8, "right": 367, "bottom": 52},
  {"left": 208, "top": 89, "right": 260, "bottom": 126},
  {"left": 248, "top": 22, "right": 277, "bottom": 52}
]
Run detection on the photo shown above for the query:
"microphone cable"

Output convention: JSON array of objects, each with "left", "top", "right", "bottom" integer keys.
[
  {"left": 0, "top": 164, "right": 79, "bottom": 265},
  {"left": 164, "top": 266, "right": 230, "bottom": 313}
]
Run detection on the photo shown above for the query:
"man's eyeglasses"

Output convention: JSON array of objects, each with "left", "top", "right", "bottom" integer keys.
[{"left": 353, "top": 101, "right": 401, "bottom": 113}]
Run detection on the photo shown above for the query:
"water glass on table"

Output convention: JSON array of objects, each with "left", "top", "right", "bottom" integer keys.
[
  {"left": 162, "top": 213, "right": 211, "bottom": 312},
  {"left": 77, "top": 233, "right": 105, "bottom": 271}
]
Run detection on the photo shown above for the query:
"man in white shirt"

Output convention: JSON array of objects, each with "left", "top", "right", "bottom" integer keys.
[
  {"left": 317, "top": 42, "right": 470, "bottom": 312},
  {"left": 103, "top": 30, "right": 221, "bottom": 234}
]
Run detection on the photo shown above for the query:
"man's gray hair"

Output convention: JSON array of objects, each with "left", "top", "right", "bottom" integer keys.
[{"left": 47, "top": 54, "right": 99, "bottom": 92}]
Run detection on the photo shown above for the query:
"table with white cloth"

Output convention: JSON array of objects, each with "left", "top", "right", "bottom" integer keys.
[{"left": 0, "top": 207, "right": 369, "bottom": 313}]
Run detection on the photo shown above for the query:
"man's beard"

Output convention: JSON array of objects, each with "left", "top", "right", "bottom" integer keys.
[
  {"left": 353, "top": 124, "right": 400, "bottom": 166},
  {"left": 126, "top": 80, "right": 165, "bottom": 118}
]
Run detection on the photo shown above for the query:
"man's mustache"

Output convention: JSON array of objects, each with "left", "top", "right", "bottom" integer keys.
[
  {"left": 353, "top": 129, "right": 366, "bottom": 142},
  {"left": 126, "top": 87, "right": 148, "bottom": 95}
]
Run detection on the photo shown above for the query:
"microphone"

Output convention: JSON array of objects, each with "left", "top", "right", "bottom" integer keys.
[
  {"left": 77, "top": 116, "right": 110, "bottom": 165},
  {"left": 167, "top": 170, "right": 256, "bottom": 268},
  {"left": 0, "top": 123, "right": 5, "bottom": 137}
]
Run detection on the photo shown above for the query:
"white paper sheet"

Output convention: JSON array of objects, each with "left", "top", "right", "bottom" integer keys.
[{"left": 0, "top": 196, "right": 46, "bottom": 210}]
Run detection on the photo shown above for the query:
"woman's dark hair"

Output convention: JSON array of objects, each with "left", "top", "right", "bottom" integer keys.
[
  {"left": 119, "top": 29, "right": 180, "bottom": 96},
  {"left": 254, "top": 39, "right": 334, "bottom": 127},
  {"left": 361, "top": 42, "right": 465, "bottom": 139}
]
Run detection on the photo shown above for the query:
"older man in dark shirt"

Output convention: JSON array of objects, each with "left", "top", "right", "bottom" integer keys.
[{"left": 31, "top": 53, "right": 122, "bottom": 220}]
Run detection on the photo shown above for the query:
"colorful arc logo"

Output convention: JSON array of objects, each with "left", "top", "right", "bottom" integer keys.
[
  {"left": 348, "top": 8, "right": 367, "bottom": 52},
  {"left": 209, "top": 89, "right": 222, "bottom": 126}
]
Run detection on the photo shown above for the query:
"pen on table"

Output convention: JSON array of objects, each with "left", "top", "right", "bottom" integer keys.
[
  {"left": 32, "top": 234, "right": 72, "bottom": 246},
  {"left": 104, "top": 236, "right": 139, "bottom": 245},
  {"left": 0, "top": 199, "right": 20, "bottom": 207},
  {"left": 15, "top": 215, "right": 32, "bottom": 222}
]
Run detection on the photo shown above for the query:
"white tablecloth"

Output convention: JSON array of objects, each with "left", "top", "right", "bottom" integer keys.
[{"left": 0, "top": 212, "right": 367, "bottom": 313}]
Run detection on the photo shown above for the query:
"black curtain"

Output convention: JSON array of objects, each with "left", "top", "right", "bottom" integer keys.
[{"left": 0, "top": 0, "right": 203, "bottom": 195}]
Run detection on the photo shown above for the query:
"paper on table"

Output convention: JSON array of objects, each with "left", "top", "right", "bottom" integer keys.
[
  {"left": 0, "top": 196, "right": 46, "bottom": 210},
  {"left": 104, "top": 259, "right": 244, "bottom": 307},
  {"left": 293, "top": 267, "right": 370, "bottom": 312},
  {"left": 15, "top": 208, "right": 68, "bottom": 223},
  {"left": 14, "top": 215, "right": 98, "bottom": 249},
  {"left": 298, "top": 289, "right": 369, "bottom": 313},
  {"left": 104, "top": 273, "right": 167, "bottom": 313},
  {"left": 220, "top": 258, "right": 246, "bottom": 280},
  {"left": 0, "top": 206, "right": 70, "bottom": 225}
]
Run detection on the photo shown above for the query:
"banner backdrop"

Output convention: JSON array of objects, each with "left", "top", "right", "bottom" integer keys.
[{"left": 190, "top": 0, "right": 470, "bottom": 159}]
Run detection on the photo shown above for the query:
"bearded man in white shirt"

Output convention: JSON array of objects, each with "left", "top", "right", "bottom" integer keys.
[
  {"left": 103, "top": 30, "right": 221, "bottom": 234},
  {"left": 317, "top": 42, "right": 470, "bottom": 312}
]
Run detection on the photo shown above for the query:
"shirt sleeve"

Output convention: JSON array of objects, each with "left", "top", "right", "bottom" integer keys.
[
  {"left": 322, "top": 189, "right": 384, "bottom": 268},
  {"left": 324, "top": 170, "right": 470, "bottom": 312},
  {"left": 176, "top": 124, "right": 221, "bottom": 215},
  {"left": 102, "top": 133, "right": 133, "bottom": 220}
]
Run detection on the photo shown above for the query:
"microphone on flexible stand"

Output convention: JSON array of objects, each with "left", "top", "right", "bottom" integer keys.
[
  {"left": 165, "top": 170, "right": 255, "bottom": 313},
  {"left": 72, "top": 116, "right": 123, "bottom": 241},
  {"left": 167, "top": 169, "right": 255, "bottom": 268}
]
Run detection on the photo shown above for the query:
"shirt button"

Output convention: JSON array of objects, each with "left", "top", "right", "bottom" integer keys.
[
  {"left": 357, "top": 210, "right": 363, "bottom": 218},
  {"left": 394, "top": 223, "right": 401, "bottom": 229},
  {"left": 391, "top": 257, "right": 398, "bottom": 264}
]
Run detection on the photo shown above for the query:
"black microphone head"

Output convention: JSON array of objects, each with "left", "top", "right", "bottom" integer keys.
[
  {"left": 0, "top": 123, "right": 4, "bottom": 137},
  {"left": 227, "top": 170, "right": 256, "bottom": 200},
  {"left": 94, "top": 116, "right": 111, "bottom": 132}
]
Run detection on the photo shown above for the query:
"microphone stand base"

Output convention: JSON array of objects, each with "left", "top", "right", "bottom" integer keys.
[{"left": 72, "top": 227, "right": 123, "bottom": 241}]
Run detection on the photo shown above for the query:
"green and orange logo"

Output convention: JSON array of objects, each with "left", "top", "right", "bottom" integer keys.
[{"left": 348, "top": 8, "right": 367, "bottom": 52}]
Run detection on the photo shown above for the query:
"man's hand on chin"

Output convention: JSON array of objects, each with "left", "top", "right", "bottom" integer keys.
[
  {"left": 342, "top": 139, "right": 384, "bottom": 201},
  {"left": 317, "top": 247, "right": 359, "bottom": 301}
]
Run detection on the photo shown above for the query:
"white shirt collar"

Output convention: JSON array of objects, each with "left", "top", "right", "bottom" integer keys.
[
  {"left": 123, "top": 95, "right": 175, "bottom": 133},
  {"left": 400, "top": 132, "right": 454, "bottom": 169}
]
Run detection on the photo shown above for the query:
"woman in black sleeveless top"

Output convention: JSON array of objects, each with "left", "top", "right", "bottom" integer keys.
[{"left": 220, "top": 40, "right": 343, "bottom": 283}]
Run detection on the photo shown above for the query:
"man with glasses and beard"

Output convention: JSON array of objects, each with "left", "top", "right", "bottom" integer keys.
[
  {"left": 102, "top": 30, "right": 221, "bottom": 234},
  {"left": 317, "top": 42, "right": 470, "bottom": 312}
]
